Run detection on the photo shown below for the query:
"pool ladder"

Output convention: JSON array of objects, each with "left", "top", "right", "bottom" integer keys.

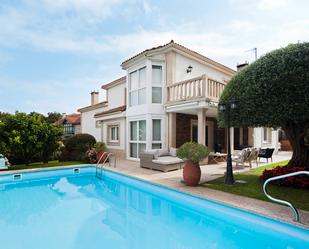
[
  {"left": 263, "top": 171, "right": 309, "bottom": 222},
  {"left": 95, "top": 152, "right": 116, "bottom": 179}
]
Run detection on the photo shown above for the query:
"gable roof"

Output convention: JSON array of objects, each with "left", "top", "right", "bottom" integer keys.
[
  {"left": 55, "top": 114, "right": 81, "bottom": 125},
  {"left": 101, "top": 76, "right": 126, "bottom": 90},
  {"left": 121, "top": 40, "right": 236, "bottom": 75}
]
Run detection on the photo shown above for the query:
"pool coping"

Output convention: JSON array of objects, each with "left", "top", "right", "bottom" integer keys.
[{"left": 1, "top": 164, "right": 309, "bottom": 229}]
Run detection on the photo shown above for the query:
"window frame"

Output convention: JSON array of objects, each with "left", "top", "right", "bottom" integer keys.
[
  {"left": 129, "top": 120, "right": 147, "bottom": 158},
  {"left": 262, "top": 127, "right": 269, "bottom": 143},
  {"left": 64, "top": 123, "right": 74, "bottom": 136},
  {"left": 151, "top": 65, "right": 163, "bottom": 104},
  {"left": 129, "top": 67, "right": 147, "bottom": 107},
  {"left": 151, "top": 119, "right": 162, "bottom": 149},
  {"left": 107, "top": 124, "right": 120, "bottom": 145}
]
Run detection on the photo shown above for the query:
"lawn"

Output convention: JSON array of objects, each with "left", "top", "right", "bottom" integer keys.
[
  {"left": 204, "top": 160, "right": 309, "bottom": 211},
  {"left": 8, "top": 160, "right": 83, "bottom": 171}
]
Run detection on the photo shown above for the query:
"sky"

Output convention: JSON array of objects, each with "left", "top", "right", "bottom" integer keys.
[{"left": 0, "top": 0, "right": 308, "bottom": 115}]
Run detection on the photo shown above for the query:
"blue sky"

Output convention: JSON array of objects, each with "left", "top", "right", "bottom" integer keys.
[{"left": 0, "top": 0, "right": 308, "bottom": 114}]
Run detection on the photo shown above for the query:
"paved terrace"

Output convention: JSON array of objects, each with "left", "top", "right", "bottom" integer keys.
[{"left": 104, "top": 151, "right": 309, "bottom": 228}]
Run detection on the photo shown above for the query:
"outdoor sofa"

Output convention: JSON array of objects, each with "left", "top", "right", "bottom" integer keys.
[
  {"left": 232, "top": 147, "right": 259, "bottom": 168},
  {"left": 139, "top": 148, "right": 184, "bottom": 172},
  {"left": 258, "top": 148, "right": 275, "bottom": 163}
]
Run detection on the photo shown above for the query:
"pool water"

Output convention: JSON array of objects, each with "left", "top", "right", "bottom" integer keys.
[{"left": 0, "top": 166, "right": 308, "bottom": 249}]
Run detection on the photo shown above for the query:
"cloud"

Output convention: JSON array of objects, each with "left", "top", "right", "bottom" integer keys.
[{"left": 257, "top": 0, "right": 290, "bottom": 10}]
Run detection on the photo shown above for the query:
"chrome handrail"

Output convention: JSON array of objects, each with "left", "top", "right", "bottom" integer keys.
[
  {"left": 95, "top": 152, "right": 113, "bottom": 178},
  {"left": 263, "top": 170, "right": 309, "bottom": 222}
]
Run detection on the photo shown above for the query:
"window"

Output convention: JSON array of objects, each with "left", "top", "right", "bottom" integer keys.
[
  {"left": 109, "top": 125, "right": 119, "bottom": 142},
  {"left": 64, "top": 123, "right": 74, "bottom": 136},
  {"left": 152, "top": 119, "right": 162, "bottom": 149},
  {"left": 129, "top": 120, "right": 146, "bottom": 158},
  {"left": 129, "top": 67, "right": 146, "bottom": 106},
  {"left": 152, "top": 65, "right": 162, "bottom": 103}
]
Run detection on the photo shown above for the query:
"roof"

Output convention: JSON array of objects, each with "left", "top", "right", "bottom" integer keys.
[
  {"left": 77, "top": 101, "right": 108, "bottom": 113},
  {"left": 55, "top": 114, "right": 81, "bottom": 125},
  {"left": 94, "top": 105, "right": 126, "bottom": 117},
  {"left": 121, "top": 40, "right": 236, "bottom": 75},
  {"left": 101, "top": 76, "right": 126, "bottom": 90}
]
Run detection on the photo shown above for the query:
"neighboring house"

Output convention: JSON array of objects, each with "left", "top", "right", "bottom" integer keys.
[
  {"left": 78, "top": 40, "right": 279, "bottom": 160},
  {"left": 55, "top": 113, "right": 81, "bottom": 138}
]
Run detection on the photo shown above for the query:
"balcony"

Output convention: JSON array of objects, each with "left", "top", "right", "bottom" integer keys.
[{"left": 166, "top": 75, "right": 226, "bottom": 104}]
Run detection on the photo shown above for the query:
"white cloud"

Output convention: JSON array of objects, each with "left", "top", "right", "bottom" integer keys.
[{"left": 257, "top": 0, "right": 290, "bottom": 10}]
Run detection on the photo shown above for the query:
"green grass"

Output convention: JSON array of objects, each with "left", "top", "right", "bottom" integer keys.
[
  {"left": 204, "top": 160, "right": 309, "bottom": 211},
  {"left": 8, "top": 160, "right": 83, "bottom": 171}
]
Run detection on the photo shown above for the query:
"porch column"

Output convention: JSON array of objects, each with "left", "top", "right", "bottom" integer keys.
[
  {"left": 197, "top": 109, "right": 206, "bottom": 145},
  {"left": 168, "top": 112, "right": 176, "bottom": 148},
  {"left": 271, "top": 129, "right": 279, "bottom": 154},
  {"left": 230, "top": 127, "right": 234, "bottom": 153}
]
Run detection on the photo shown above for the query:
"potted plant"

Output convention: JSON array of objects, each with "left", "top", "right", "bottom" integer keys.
[
  {"left": 94, "top": 142, "right": 107, "bottom": 162},
  {"left": 177, "top": 142, "right": 209, "bottom": 186}
]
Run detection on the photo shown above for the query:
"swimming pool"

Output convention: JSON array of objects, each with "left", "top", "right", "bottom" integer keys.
[{"left": 0, "top": 166, "right": 308, "bottom": 249}]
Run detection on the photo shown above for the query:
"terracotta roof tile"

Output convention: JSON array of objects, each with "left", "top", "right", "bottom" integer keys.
[{"left": 55, "top": 114, "right": 81, "bottom": 125}]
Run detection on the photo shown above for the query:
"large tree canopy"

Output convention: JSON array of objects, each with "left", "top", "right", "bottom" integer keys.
[{"left": 219, "top": 42, "right": 309, "bottom": 167}]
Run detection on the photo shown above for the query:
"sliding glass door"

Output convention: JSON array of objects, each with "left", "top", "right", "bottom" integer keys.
[{"left": 129, "top": 120, "right": 146, "bottom": 158}]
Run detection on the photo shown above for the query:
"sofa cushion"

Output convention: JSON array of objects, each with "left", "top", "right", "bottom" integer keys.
[
  {"left": 144, "top": 149, "right": 159, "bottom": 159},
  {"left": 157, "top": 149, "right": 169, "bottom": 157},
  {"left": 152, "top": 156, "right": 183, "bottom": 165},
  {"left": 169, "top": 147, "right": 177, "bottom": 157}
]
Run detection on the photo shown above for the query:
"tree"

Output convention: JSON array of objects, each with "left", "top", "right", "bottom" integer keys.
[
  {"left": 219, "top": 42, "right": 309, "bottom": 167},
  {"left": 46, "top": 112, "right": 63, "bottom": 124},
  {"left": 39, "top": 122, "right": 63, "bottom": 163},
  {"left": 1, "top": 112, "right": 63, "bottom": 165}
]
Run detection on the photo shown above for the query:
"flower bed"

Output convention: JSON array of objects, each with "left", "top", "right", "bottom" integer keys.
[{"left": 260, "top": 165, "right": 309, "bottom": 189}]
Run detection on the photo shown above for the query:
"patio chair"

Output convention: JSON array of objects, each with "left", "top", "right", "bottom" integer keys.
[
  {"left": 247, "top": 148, "right": 259, "bottom": 168},
  {"left": 258, "top": 148, "right": 275, "bottom": 163},
  {"left": 232, "top": 148, "right": 251, "bottom": 168}
]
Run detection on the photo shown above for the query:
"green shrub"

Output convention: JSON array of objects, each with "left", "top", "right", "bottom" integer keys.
[
  {"left": 177, "top": 142, "right": 209, "bottom": 163},
  {"left": 64, "top": 134, "right": 96, "bottom": 161},
  {"left": 94, "top": 142, "right": 106, "bottom": 152}
]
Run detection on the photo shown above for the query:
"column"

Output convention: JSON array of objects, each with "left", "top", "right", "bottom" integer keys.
[
  {"left": 271, "top": 129, "right": 279, "bottom": 154},
  {"left": 168, "top": 112, "right": 176, "bottom": 148},
  {"left": 197, "top": 109, "right": 206, "bottom": 145}
]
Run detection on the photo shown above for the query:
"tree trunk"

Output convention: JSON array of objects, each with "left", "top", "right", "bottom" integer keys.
[{"left": 283, "top": 123, "right": 309, "bottom": 167}]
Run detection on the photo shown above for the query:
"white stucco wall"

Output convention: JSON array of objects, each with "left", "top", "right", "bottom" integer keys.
[
  {"left": 106, "top": 83, "right": 126, "bottom": 110},
  {"left": 174, "top": 53, "right": 232, "bottom": 83},
  {"left": 101, "top": 117, "right": 126, "bottom": 150},
  {"left": 80, "top": 109, "right": 102, "bottom": 142}
]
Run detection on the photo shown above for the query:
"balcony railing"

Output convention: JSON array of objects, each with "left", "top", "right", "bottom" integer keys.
[{"left": 166, "top": 75, "right": 226, "bottom": 103}]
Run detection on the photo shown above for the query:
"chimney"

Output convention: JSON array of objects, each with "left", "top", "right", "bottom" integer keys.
[
  {"left": 237, "top": 61, "right": 249, "bottom": 71},
  {"left": 91, "top": 91, "right": 99, "bottom": 105}
]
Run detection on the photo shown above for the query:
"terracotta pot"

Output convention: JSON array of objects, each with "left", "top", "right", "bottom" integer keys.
[{"left": 183, "top": 160, "right": 201, "bottom": 186}]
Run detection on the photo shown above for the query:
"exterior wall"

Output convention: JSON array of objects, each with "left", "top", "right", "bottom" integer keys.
[
  {"left": 253, "top": 127, "right": 279, "bottom": 153},
  {"left": 174, "top": 53, "right": 231, "bottom": 84},
  {"left": 80, "top": 109, "right": 102, "bottom": 141},
  {"left": 101, "top": 117, "right": 126, "bottom": 158},
  {"left": 106, "top": 83, "right": 126, "bottom": 110},
  {"left": 74, "top": 124, "right": 81, "bottom": 134}
]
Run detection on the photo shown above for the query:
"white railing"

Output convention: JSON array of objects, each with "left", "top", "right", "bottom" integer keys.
[{"left": 167, "top": 75, "right": 226, "bottom": 103}]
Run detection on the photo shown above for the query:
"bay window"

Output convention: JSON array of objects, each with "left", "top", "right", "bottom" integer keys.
[
  {"left": 152, "top": 119, "right": 162, "bottom": 149},
  {"left": 152, "top": 65, "right": 162, "bottom": 103},
  {"left": 129, "top": 67, "right": 146, "bottom": 106},
  {"left": 130, "top": 120, "right": 146, "bottom": 158}
]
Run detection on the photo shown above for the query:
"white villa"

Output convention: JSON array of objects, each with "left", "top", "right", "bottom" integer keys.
[{"left": 78, "top": 41, "right": 279, "bottom": 160}]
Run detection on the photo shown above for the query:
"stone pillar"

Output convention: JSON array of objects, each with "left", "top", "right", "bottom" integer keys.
[
  {"left": 168, "top": 112, "right": 176, "bottom": 148},
  {"left": 197, "top": 109, "right": 206, "bottom": 145}
]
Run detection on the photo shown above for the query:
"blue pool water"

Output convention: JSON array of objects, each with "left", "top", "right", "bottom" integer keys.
[{"left": 0, "top": 166, "right": 308, "bottom": 249}]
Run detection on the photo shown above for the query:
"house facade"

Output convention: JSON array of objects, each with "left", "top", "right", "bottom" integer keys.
[
  {"left": 78, "top": 41, "right": 279, "bottom": 160},
  {"left": 55, "top": 113, "right": 81, "bottom": 138}
]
